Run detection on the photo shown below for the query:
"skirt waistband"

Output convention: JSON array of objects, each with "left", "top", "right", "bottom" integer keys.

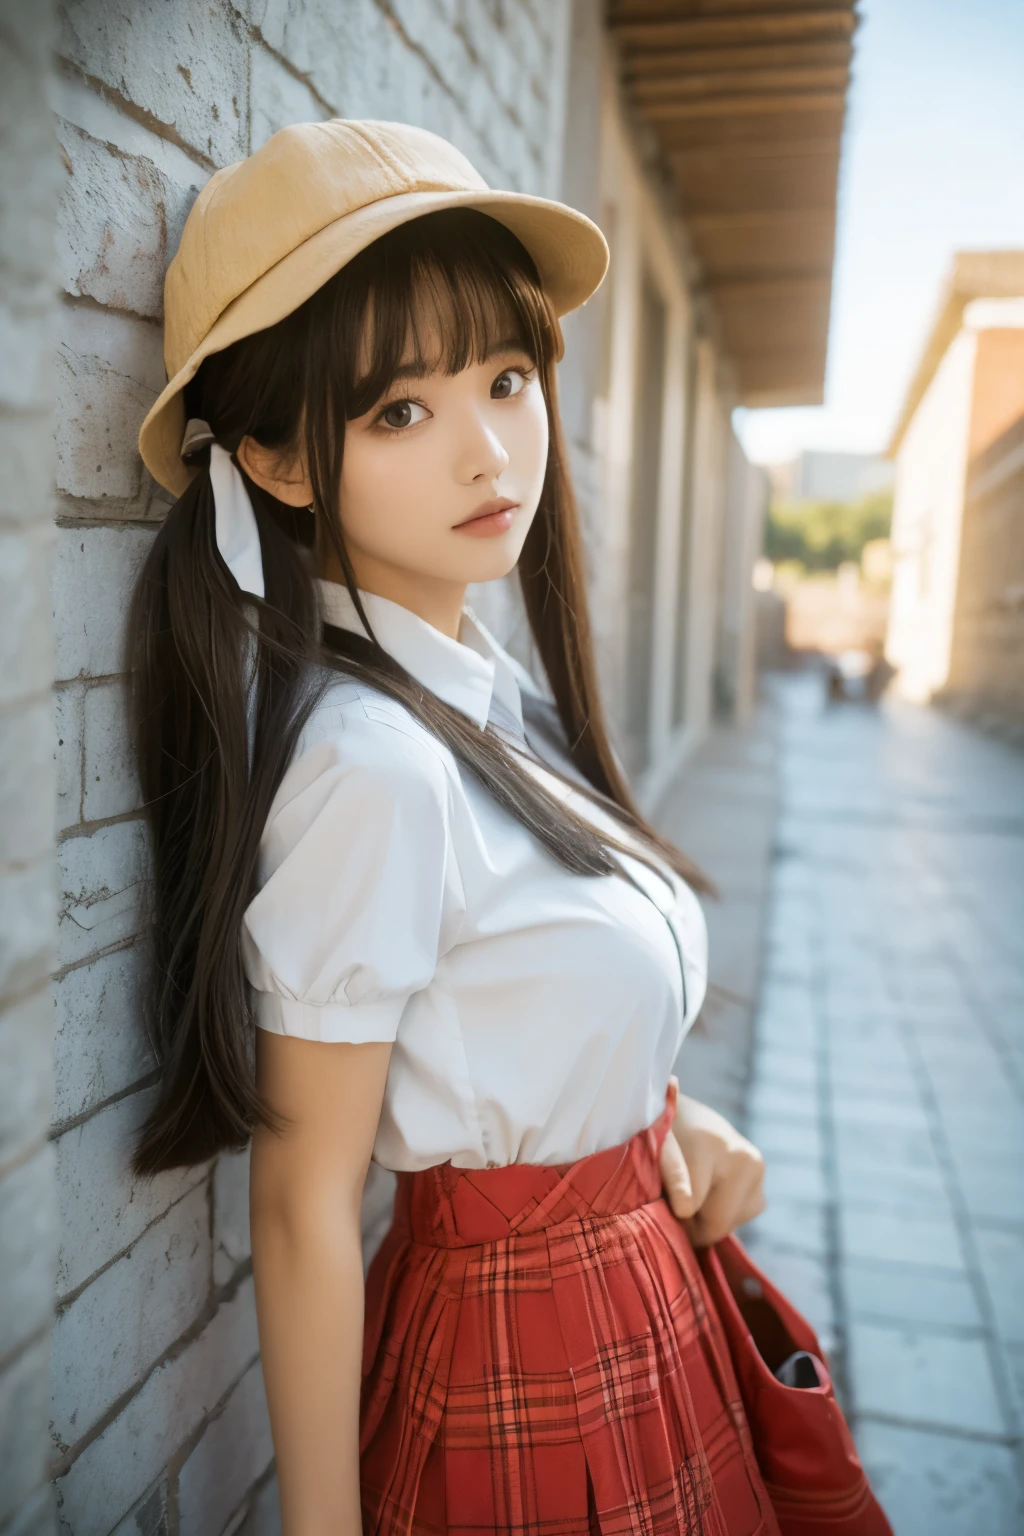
[{"left": 392, "top": 1081, "right": 678, "bottom": 1248}]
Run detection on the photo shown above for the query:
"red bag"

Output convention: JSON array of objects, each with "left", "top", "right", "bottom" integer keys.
[{"left": 699, "top": 1235, "right": 894, "bottom": 1535}]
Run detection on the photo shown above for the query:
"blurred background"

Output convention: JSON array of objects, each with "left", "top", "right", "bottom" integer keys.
[{"left": 1, "top": 1, "right": 1022, "bottom": 1531}]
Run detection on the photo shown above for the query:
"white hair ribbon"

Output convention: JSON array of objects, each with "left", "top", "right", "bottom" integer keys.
[
  {"left": 181, "top": 424, "right": 265, "bottom": 762},
  {"left": 208, "top": 443, "right": 266, "bottom": 601}
]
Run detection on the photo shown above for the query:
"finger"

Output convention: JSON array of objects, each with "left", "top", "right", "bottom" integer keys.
[
  {"left": 683, "top": 1142, "right": 716, "bottom": 1215},
  {"left": 691, "top": 1164, "right": 766, "bottom": 1247},
  {"left": 659, "top": 1132, "right": 698, "bottom": 1219}
]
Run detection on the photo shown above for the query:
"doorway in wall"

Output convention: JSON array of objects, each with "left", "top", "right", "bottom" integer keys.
[{"left": 624, "top": 269, "right": 667, "bottom": 774}]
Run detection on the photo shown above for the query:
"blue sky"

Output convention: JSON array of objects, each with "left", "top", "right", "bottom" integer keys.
[{"left": 734, "top": 0, "right": 1024, "bottom": 466}]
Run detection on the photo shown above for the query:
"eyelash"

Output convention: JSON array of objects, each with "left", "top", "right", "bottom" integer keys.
[{"left": 371, "top": 364, "right": 536, "bottom": 436}]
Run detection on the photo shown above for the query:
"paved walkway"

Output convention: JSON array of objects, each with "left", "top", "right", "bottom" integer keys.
[
  {"left": 656, "top": 696, "right": 780, "bottom": 1129},
  {"left": 741, "top": 673, "right": 1024, "bottom": 1534}
]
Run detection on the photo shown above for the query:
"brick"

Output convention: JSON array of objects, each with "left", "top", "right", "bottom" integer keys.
[
  {"left": 54, "top": 1277, "right": 259, "bottom": 1536},
  {"left": 389, "top": 0, "right": 466, "bottom": 85},
  {"left": 54, "top": 684, "right": 84, "bottom": 833},
  {"left": 53, "top": 1086, "right": 207, "bottom": 1298},
  {"left": 82, "top": 677, "right": 140, "bottom": 822},
  {"left": 252, "top": 0, "right": 373, "bottom": 113},
  {"left": 0, "top": 857, "right": 57, "bottom": 1003},
  {"left": 0, "top": 521, "right": 55, "bottom": 708},
  {"left": 55, "top": 118, "right": 200, "bottom": 321},
  {"left": 245, "top": 1475, "right": 282, "bottom": 1536},
  {"left": 0, "top": 1146, "right": 58, "bottom": 1362},
  {"left": 54, "top": 303, "right": 165, "bottom": 506},
  {"left": 108, "top": 1481, "right": 168, "bottom": 1536},
  {"left": 53, "top": 521, "right": 155, "bottom": 683},
  {"left": 0, "top": 1336, "right": 52, "bottom": 1528},
  {"left": 249, "top": 46, "right": 329, "bottom": 156},
  {"left": 58, "top": 0, "right": 249, "bottom": 166},
  {"left": 50, "top": 1181, "right": 210, "bottom": 1450},
  {"left": 213, "top": 1149, "right": 250, "bottom": 1287},
  {"left": 53, "top": 942, "right": 154, "bottom": 1126},
  {"left": 176, "top": 1359, "right": 273, "bottom": 1536},
  {"left": 0, "top": 697, "right": 54, "bottom": 864},
  {"left": 57, "top": 818, "right": 151, "bottom": 969},
  {"left": 0, "top": 988, "right": 54, "bottom": 1165}
]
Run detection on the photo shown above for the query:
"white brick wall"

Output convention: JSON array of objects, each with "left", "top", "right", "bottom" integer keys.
[
  {"left": 36, "top": 3, "right": 575, "bottom": 1530},
  {"left": 0, "top": 0, "right": 61, "bottom": 1529}
]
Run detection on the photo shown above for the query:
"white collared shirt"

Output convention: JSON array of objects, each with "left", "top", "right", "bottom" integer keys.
[{"left": 242, "top": 580, "right": 708, "bottom": 1171}]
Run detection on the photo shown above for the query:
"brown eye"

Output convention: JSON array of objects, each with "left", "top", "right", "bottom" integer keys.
[{"left": 491, "top": 369, "right": 527, "bottom": 400}]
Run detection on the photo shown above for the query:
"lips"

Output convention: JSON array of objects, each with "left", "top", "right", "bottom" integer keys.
[{"left": 454, "top": 497, "right": 519, "bottom": 529}]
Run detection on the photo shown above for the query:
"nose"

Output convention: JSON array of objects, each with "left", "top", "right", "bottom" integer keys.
[{"left": 454, "top": 407, "right": 510, "bottom": 484}]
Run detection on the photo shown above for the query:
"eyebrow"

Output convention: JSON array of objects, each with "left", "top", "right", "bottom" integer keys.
[{"left": 386, "top": 339, "right": 529, "bottom": 383}]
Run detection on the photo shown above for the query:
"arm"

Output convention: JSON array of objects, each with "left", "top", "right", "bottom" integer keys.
[{"left": 250, "top": 1032, "right": 392, "bottom": 1536}]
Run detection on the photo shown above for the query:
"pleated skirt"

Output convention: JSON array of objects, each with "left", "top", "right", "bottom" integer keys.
[{"left": 360, "top": 1092, "right": 780, "bottom": 1536}]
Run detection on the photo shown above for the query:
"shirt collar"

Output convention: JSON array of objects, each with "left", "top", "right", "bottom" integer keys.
[{"left": 316, "top": 578, "right": 527, "bottom": 735}]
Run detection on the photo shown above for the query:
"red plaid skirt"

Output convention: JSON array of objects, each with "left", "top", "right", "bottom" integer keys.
[{"left": 361, "top": 1091, "right": 780, "bottom": 1535}]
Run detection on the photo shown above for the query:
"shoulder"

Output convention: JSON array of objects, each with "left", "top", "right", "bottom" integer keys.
[{"left": 269, "top": 673, "right": 459, "bottom": 829}]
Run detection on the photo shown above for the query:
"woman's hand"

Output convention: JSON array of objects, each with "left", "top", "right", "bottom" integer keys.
[{"left": 658, "top": 1076, "right": 766, "bottom": 1247}]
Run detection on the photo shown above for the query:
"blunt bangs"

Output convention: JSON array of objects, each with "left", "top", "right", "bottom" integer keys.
[{"left": 311, "top": 209, "right": 560, "bottom": 420}]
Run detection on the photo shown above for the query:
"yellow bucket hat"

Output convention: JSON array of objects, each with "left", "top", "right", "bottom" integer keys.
[{"left": 139, "top": 118, "right": 609, "bottom": 497}]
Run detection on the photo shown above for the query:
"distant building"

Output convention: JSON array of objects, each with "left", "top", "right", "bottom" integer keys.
[
  {"left": 885, "top": 252, "right": 1024, "bottom": 725},
  {"left": 770, "top": 450, "right": 893, "bottom": 505}
]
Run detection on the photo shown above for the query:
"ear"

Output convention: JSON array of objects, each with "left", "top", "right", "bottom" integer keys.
[{"left": 236, "top": 435, "right": 313, "bottom": 508}]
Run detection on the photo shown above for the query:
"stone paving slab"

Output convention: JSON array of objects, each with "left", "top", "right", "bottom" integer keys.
[
  {"left": 857, "top": 1422, "right": 1024, "bottom": 1535},
  {"left": 654, "top": 700, "right": 780, "bottom": 1127},
  {"left": 740, "top": 673, "right": 1024, "bottom": 1534},
  {"left": 849, "top": 1321, "right": 1007, "bottom": 1437},
  {"left": 843, "top": 1258, "right": 983, "bottom": 1331}
]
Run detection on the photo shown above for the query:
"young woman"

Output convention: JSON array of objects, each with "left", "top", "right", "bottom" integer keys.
[{"left": 132, "top": 120, "right": 772, "bottom": 1535}]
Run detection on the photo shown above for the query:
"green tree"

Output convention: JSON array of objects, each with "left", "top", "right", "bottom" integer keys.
[{"left": 764, "top": 492, "right": 892, "bottom": 572}]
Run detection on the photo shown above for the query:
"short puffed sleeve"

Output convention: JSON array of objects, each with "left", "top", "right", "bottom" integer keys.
[{"left": 242, "top": 714, "right": 463, "bottom": 1043}]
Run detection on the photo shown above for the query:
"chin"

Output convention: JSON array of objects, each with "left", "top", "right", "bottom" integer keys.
[{"left": 461, "top": 543, "right": 526, "bottom": 585}]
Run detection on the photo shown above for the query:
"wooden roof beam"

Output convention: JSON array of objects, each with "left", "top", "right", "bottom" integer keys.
[
  {"left": 668, "top": 136, "right": 839, "bottom": 161},
  {"left": 644, "top": 89, "right": 846, "bottom": 120},
  {"left": 688, "top": 207, "right": 834, "bottom": 230},
  {"left": 613, "top": 10, "right": 858, "bottom": 51},
  {"left": 622, "top": 39, "right": 854, "bottom": 77},
  {"left": 632, "top": 65, "right": 849, "bottom": 100}
]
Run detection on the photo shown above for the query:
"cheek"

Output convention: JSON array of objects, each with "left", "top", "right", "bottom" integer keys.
[
  {"left": 514, "top": 390, "right": 550, "bottom": 501},
  {"left": 339, "top": 435, "right": 436, "bottom": 554}
]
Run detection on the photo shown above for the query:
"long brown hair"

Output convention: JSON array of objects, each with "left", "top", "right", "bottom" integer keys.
[{"left": 129, "top": 209, "right": 707, "bottom": 1175}]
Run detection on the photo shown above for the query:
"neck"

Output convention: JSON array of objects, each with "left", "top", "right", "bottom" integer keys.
[{"left": 321, "top": 547, "right": 467, "bottom": 642}]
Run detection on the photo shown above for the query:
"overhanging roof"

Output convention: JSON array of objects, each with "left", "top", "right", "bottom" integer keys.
[
  {"left": 607, "top": 1, "right": 858, "bottom": 406},
  {"left": 887, "top": 250, "right": 1024, "bottom": 456}
]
